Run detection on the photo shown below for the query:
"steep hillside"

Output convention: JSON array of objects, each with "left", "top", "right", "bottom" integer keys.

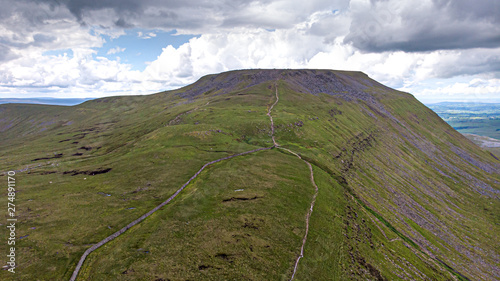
[{"left": 0, "top": 69, "right": 498, "bottom": 280}]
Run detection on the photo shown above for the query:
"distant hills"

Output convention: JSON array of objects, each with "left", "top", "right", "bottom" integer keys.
[
  {"left": 0, "top": 69, "right": 498, "bottom": 280},
  {"left": 0, "top": 97, "right": 94, "bottom": 106},
  {"left": 426, "top": 101, "right": 500, "bottom": 105}
]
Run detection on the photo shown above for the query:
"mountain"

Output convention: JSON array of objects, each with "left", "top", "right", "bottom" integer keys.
[{"left": 0, "top": 69, "right": 498, "bottom": 280}]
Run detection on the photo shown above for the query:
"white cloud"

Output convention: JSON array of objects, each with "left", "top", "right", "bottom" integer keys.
[
  {"left": 107, "top": 46, "right": 126, "bottom": 55},
  {"left": 0, "top": 1, "right": 105, "bottom": 59},
  {"left": 402, "top": 78, "right": 500, "bottom": 103},
  {"left": 0, "top": 47, "right": 149, "bottom": 98},
  {"left": 137, "top": 31, "right": 157, "bottom": 39}
]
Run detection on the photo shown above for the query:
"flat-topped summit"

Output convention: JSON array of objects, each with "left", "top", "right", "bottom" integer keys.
[{"left": 174, "top": 69, "right": 396, "bottom": 102}]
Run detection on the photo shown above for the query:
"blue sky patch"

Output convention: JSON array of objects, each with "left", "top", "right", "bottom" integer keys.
[
  {"left": 43, "top": 49, "right": 74, "bottom": 58},
  {"left": 95, "top": 29, "right": 198, "bottom": 71}
]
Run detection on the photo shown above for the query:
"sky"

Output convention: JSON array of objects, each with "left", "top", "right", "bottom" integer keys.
[{"left": 0, "top": 0, "right": 499, "bottom": 104}]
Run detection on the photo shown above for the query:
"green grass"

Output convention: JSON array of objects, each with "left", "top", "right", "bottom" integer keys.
[{"left": 79, "top": 150, "right": 314, "bottom": 280}]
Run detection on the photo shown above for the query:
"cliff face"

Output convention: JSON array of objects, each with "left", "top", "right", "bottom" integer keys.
[{"left": 0, "top": 69, "right": 498, "bottom": 280}]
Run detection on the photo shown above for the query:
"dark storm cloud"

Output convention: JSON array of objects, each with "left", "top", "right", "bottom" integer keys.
[
  {"left": 345, "top": 0, "right": 500, "bottom": 52},
  {"left": 114, "top": 18, "right": 134, "bottom": 28},
  {"left": 35, "top": 0, "right": 268, "bottom": 29},
  {"left": 33, "top": 0, "right": 348, "bottom": 31},
  {"left": 434, "top": 0, "right": 500, "bottom": 23},
  {"left": 1, "top": 0, "right": 347, "bottom": 39},
  {"left": 432, "top": 49, "right": 500, "bottom": 79},
  {"left": 62, "top": 0, "right": 143, "bottom": 23}
]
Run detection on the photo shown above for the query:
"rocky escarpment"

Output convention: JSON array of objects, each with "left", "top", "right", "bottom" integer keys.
[{"left": 176, "top": 69, "right": 389, "bottom": 102}]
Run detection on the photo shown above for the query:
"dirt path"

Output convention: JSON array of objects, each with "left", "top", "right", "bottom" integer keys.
[
  {"left": 69, "top": 146, "right": 272, "bottom": 281},
  {"left": 266, "top": 84, "right": 319, "bottom": 280},
  {"left": 168, "top": 101, "right": 210, "bottom": 126},
  {"left": 290, "top": 154, "right": 318, "bottom": 280},
  {"left": 279, "top": 148, "right": 319, "bottom": 280},
  {"left": 267, "top": 84, "right": 280, "bottom": 147}
]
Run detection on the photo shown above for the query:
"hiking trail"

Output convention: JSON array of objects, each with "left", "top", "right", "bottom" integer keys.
[{"left": 266, "top": 83, "right": 319, "bottom": 280}]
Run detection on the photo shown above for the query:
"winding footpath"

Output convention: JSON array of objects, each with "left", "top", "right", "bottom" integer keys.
[
  {"left": 288, "top": 154, "right": 318, "bottom": 280},
  {"left": 267, "top": 84, "right": 280, "bottom": 147},
  {"left": 266, "top": 84, "right": 319, "bottom": 280}
]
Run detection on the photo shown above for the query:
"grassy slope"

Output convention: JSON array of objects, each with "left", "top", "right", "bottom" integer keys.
[
  {"left": 271, "top": 79, "right": 499, "bottom": 280},
  {"left": 0, "top": 69, "right": 498, "bottom": 280},
  {"left": 0, "top": 81, "right": 274, "bottom": 280}
]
